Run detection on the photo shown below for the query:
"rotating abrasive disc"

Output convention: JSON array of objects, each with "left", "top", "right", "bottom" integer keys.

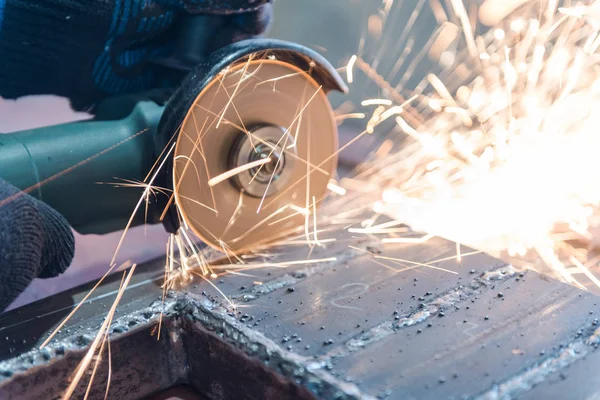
[{"left": 172, "top": 58, "right": 338, "bottom": 253}]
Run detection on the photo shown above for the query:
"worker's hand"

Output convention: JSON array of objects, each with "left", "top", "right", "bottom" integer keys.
[
  {"left": 0, "top": 0, "right": 273, "bottom": 110},
  {"left": 0, "top": 179, "right": 75, "bottom": 311}
]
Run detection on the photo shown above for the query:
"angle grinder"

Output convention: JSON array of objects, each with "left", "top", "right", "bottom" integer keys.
[{"left": 0, "top": 34, "right": 346, "bottom": 254}]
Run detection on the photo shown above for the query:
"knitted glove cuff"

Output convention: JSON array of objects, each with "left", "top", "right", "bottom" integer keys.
[{"left": 0, "top": 179, "right": 75, "bottom": 310}]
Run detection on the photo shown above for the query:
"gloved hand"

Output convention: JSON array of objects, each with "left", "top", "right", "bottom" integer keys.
[
  {"left": 0, "top": 0, "right": 273, "bottom": 111},
  {"left": 0, "top": 179, "right": 75, "bottom": 310},
  {"left": 0, "top": 0, "right": 273, "bottom": 310}
]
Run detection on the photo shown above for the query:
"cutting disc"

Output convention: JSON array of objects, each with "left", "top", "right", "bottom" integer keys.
[{"left": 172, "top": 58, "right": 338, "bottom": 253}]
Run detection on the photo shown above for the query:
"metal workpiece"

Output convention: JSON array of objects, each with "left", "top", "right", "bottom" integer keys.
[{"left": 1, "top": 229, "right": 600, "bottom": 399}]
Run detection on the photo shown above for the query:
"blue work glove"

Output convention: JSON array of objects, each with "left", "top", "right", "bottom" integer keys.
[
  {"left": 0, "top": 0, "right": 273, "bottom": 111},
  {"left": 0, "top": 0, "right": 273, "bottom": 310}
]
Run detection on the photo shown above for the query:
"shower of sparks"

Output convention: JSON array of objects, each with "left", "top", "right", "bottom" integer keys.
[
  {"left": 37, "top": 1, "right": 600, "bottom": 397},
  {"left": 22, "top": 0, "right": 592, "bottom": 337},
  {"left": 351, "top": 0, "right": 600, "bottom": 288}
]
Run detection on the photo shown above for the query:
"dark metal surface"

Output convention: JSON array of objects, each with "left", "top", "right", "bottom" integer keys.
[
  {"left": 1, "top": 225, "right": 599, "bottom": 399},
  {"left": 3, "top": 2, "right": 597, "bottom": 398},
  {"left": 146, "top": 385, "right": 206, "bottom": 400}
]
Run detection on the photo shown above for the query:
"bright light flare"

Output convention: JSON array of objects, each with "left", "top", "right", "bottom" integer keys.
[{"left": 365, "top": 0, "right": 600, "bottom": 287}]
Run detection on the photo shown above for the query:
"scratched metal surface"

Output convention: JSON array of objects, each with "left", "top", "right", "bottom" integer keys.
[
  {"left": 2, "top": 224, "right": 600, "bottom": 399},
  {"left": 188, "top": 233, "right": 600, "bottom": 399}
]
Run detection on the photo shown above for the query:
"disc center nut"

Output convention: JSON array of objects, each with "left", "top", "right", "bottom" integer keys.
[
  {"left": 229, "top": 125, "right": 296, "bottom": 198},
  {"left": 248, "top": 142, "right": 285, "bottom": 184}
]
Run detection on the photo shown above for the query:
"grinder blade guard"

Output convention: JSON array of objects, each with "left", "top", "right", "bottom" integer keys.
[{"left": 158, "top": 53, "right": 340, "bottom": 253}]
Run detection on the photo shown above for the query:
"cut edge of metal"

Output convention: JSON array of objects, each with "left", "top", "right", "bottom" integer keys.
[{"left": 0, "top": 291, "right": 374, "bottom": 400}]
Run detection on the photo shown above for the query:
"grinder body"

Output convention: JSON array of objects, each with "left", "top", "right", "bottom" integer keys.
[
  {"left": 0, "top": 37, "right": 347, "bottom": 238},
  {"left": 0, "top": 101, "right": 163, "bottom": 234}
]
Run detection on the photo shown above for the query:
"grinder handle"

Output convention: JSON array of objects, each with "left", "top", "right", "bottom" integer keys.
[{"left": 0, "top": 101, "right": 164, "bottom": 235}]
